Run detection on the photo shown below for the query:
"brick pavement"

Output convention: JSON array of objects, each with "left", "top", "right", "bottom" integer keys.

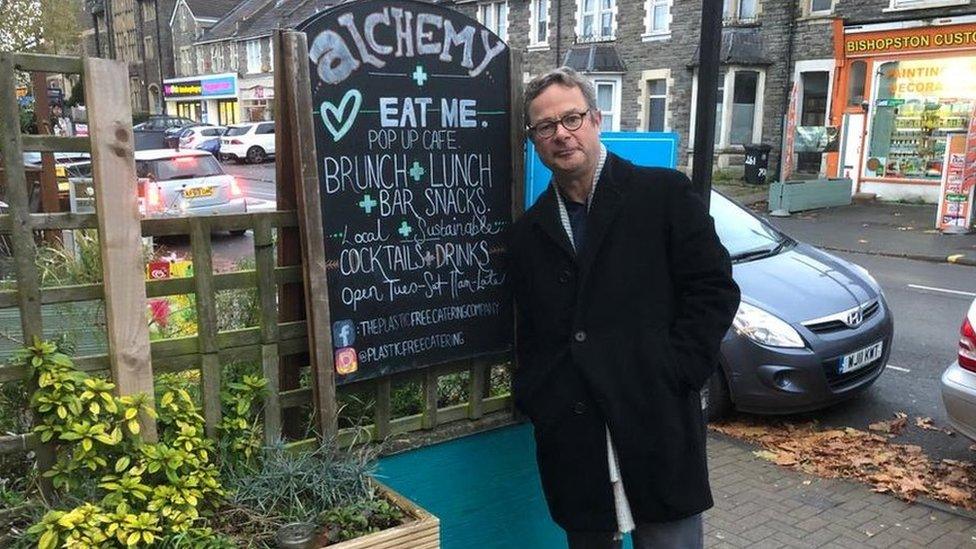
[{"left": 707, "top": 433, "right": 976, "bottom": 548}]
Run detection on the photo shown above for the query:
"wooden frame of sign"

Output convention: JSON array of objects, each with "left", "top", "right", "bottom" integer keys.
[{"left": 285, "top": 0, "right": 518, "bottom": 432}]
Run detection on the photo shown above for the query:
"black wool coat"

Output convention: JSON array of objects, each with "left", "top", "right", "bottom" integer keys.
[{"left": 506, "top": 152, "right": 741, "bottom": 532}]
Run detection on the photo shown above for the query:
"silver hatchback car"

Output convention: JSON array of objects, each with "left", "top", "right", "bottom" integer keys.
[
  {"left": 135, "top": 149, "right": 247, "bottom": 222},
  {"left": 941, "top": 298, "right": 976, "bottom": 441}
]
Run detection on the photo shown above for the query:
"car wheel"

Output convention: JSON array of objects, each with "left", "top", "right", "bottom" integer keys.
[
  {"left": 229, "top": 229, "right": 247, "bottom": 237},
  {"left": 701, "top": 369, "right": 733, "bottom": 422},
  {"left": 246, "top": 146, "right": 266, "bottom": 164}
]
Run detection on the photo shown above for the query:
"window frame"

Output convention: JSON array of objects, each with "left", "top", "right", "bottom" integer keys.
[
  {"left": 643, "top": 0, "right": 672, "bottom": 40},
  {"left": 641, "top": 70, "right": 670, "bottom": 132},
  {"left": 195, "top": 47, "right": 206, "bottom": 74},
  {"left": 590, "top": 75, "right": 622, "bottom": 132},
  {"left": 211, "top": 46, "right": 223, "bottom": 73},
  {"left": 528, "top": 0, "right": 550, "bottom": 50},
  {"left": 723, "top": 0, "right": 759, "bottom": 23},
  {"left": 477, "top": 1, "right": 509, "bottom": 42},
  {"left": 246, "top": 39, "right": 262, "bottom": 74},
  {"left": 689, "top": 66, "right": 767, "bottom": 149},
  {"left": 267, "top": 37, "right": 274, "bottom": 71},
  {"left": 808, "top": 0, "right": 833, "bottom": 15},
  {"left": 887, "top": 0, "right": 968, "bottom": 11},
  {"left": 578, "top": 0, "right": 617, "bottom": 42},
  {"left": 179, "top": 46, "right": 192, "bottom": 76}
]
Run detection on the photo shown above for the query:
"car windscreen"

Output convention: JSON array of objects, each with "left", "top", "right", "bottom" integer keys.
[
  {"left": 224, "top": 126, "right": 251, "bottom": 136},
  {"left": 710, "top": 191, "right": 788, "bottom": 260},
  {"left": 139, "top": 155, "right": 223, "bottom": 181}
]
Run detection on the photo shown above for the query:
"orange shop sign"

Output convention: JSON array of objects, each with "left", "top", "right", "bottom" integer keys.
[{"left": 845, "top": 24, "right": 976, "bottom": 58}]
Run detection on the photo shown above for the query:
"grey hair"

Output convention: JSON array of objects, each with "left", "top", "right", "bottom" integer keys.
[{"left": 523, "top": 67, "right": 598, "bottom": 127}]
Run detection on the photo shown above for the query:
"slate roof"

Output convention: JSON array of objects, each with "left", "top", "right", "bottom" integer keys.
[
  {"left": 198, "top": 0, "right": 336, "bottom": 43},
  {"left": 562, "top": 44, "right": 628, "bottom": 73},
  {"left": 690, "top": 28, "right": 772, "bottom": 67},
  {"left": 184, "top": 0, "right": 247, "bottom": 21}
]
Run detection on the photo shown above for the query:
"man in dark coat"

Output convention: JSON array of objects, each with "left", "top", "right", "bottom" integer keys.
[{"left": 507, "top": 67, "right": 741, "bottom": 548}]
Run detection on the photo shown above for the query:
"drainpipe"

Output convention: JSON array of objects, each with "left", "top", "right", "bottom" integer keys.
[
  {"left": 105, "top": 0, "right": 115, "bottom": 59},
  {"left": 555, "top": 0, "right": 562, "bottom": 67},
  {"left": 774, "top": 0, "right": 800, "bottom": 182},
  {"left": 154, "top": 0, "right": 165, "bottom": 81},
  {"left": 92, "top": 12, "right": 102, "bottom": 57}
]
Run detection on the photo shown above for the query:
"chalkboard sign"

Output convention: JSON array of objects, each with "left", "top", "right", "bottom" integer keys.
[{"left": 297, "top": 0, "right": 513, "bottom": 384}]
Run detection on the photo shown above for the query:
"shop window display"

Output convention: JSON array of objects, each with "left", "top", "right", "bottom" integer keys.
[{"left": 865, "top": 57, "right": 976, "bottom": 181}]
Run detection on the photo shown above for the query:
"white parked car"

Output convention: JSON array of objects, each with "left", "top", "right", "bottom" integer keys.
[
  {"left": 178, "top": 125, "right": 225, "bottom": 149},
  {"left": 941, "top": 298, "right": 976, "bottom": 441},
  {"left": 220, "top": 122, "right": 275, "bottom": 164}
]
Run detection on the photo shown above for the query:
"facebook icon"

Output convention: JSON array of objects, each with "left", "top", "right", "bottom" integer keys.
[{"left": 332, "top": 320, "right": 356, "bottom": 348}]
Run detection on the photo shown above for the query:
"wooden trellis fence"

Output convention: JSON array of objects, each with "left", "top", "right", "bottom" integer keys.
[{"left": 0, "top": 48, "right": 517, "bottom": 464}]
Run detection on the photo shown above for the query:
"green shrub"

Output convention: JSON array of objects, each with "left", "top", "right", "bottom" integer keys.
[
  {"left": 20, "top": 339, "right": 225, "bottom": 548},
  {"left": 224, "top": 439, "right": 377, "bottom": 523},
  {"left": 321, "top": 497, "right": 406, "bottom": 544}
]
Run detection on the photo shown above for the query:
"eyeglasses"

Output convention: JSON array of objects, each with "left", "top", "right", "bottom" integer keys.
[{"left": 527, "top": 110, "right": 590, "bottom": 139}]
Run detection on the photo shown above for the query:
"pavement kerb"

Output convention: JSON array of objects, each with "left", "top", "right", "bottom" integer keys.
[
  {"left": 725, "top": 194, "right": 976, "bottom": 268},
  {"left": 707, "top": 431, "right": 976, "bottom": 523},
  {"left": 815, "top": 245, "right": 976, "bottom": 268}
]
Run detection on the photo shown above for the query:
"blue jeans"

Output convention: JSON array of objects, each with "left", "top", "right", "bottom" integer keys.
[{"left": 566, "top": 513, "right": 704, "bottom": 549}]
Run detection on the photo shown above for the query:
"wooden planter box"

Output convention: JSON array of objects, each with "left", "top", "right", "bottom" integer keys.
[
  {"left": 324, "top": 482, "right": 440, "bottom": 549},
  {"left": 768, "top": 178, "right": 853, "bottom": 213}
]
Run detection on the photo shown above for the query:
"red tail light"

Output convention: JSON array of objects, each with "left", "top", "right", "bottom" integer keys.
[
  {"left": 229, "top": 178, "right": 244, "bottom": 197},
  {"left": 146, "top": 181, "right": 162, "bottom": 209},
  {"left": 230, "top": 139, "right": 244, "bottom": 145},
  {"left": 961, "top": 316, "right": 976, "bottom": 372}
]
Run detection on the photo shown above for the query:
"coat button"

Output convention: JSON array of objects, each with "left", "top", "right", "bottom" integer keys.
[
  {"left": 573, "top": 402, "right": 586, "bottom": 414},
  {"left": 558, "top": 269, "right": 572, "bottom": 283},
  {"left": 573, "top": 330, "right": 587, "bottom": 342}
]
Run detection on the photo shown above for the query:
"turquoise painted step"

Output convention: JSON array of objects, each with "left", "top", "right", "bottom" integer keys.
[
  {"left": 769, "top": 178, "right": 853, "bottom": 213},
  {"left": 377, "top": 424, "right": 638, "bottom": 549}
]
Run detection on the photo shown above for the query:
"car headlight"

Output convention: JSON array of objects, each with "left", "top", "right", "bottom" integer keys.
[{"left": 733, "top": 302, "right": 806, "bottom": 348}]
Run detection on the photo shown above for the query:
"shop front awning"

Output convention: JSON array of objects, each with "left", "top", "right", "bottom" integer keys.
[
  {"left": 562, "top": 44, "right": 627, "bottom": 73},
  {"left": 688, "top": 28, "right": 772, "bottom": 67}
]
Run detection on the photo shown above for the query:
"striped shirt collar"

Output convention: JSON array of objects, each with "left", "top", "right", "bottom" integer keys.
[{"left": 553, "top": 144, "right": 607, "bottom": 252}]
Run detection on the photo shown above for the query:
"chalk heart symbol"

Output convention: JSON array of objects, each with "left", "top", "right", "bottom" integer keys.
[{"left": 320, "top": 89, "right": 362, "bottom": 142}]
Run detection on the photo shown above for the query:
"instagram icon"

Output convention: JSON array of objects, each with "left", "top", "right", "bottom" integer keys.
[{"left": 334, "top": 347, "right": 358, "bottom": 375}]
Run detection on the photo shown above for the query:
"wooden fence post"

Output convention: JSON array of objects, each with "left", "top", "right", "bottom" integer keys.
[
  {"left": 254, "top": 216, "right": 281, "bottom": 445},
  {"left": 83, "top": 57, "right": 157, "bottom": 442},
  {"left": 0, "top": 55, "right": 43, "bottom": 341},
  {"left": 272, "top": 29, "right": 308, "bottom": 441},
  {"left": 280, "top": 31, "right": 338, "bottom": 439},
  {"left": 189, "top": 218, "right": 221, "bottom": 439},
  {"left": 0, "top": 52, "right": 57, "bottom": 496}
]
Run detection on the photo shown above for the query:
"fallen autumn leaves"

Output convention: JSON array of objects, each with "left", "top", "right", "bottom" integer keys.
[{"left": 711, "top": 415, "right": 976, "bottom": 510}]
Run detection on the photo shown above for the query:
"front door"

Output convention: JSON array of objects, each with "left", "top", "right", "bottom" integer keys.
[{"left": 840, "top": 113, "right": 865, "bottom": 194}]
